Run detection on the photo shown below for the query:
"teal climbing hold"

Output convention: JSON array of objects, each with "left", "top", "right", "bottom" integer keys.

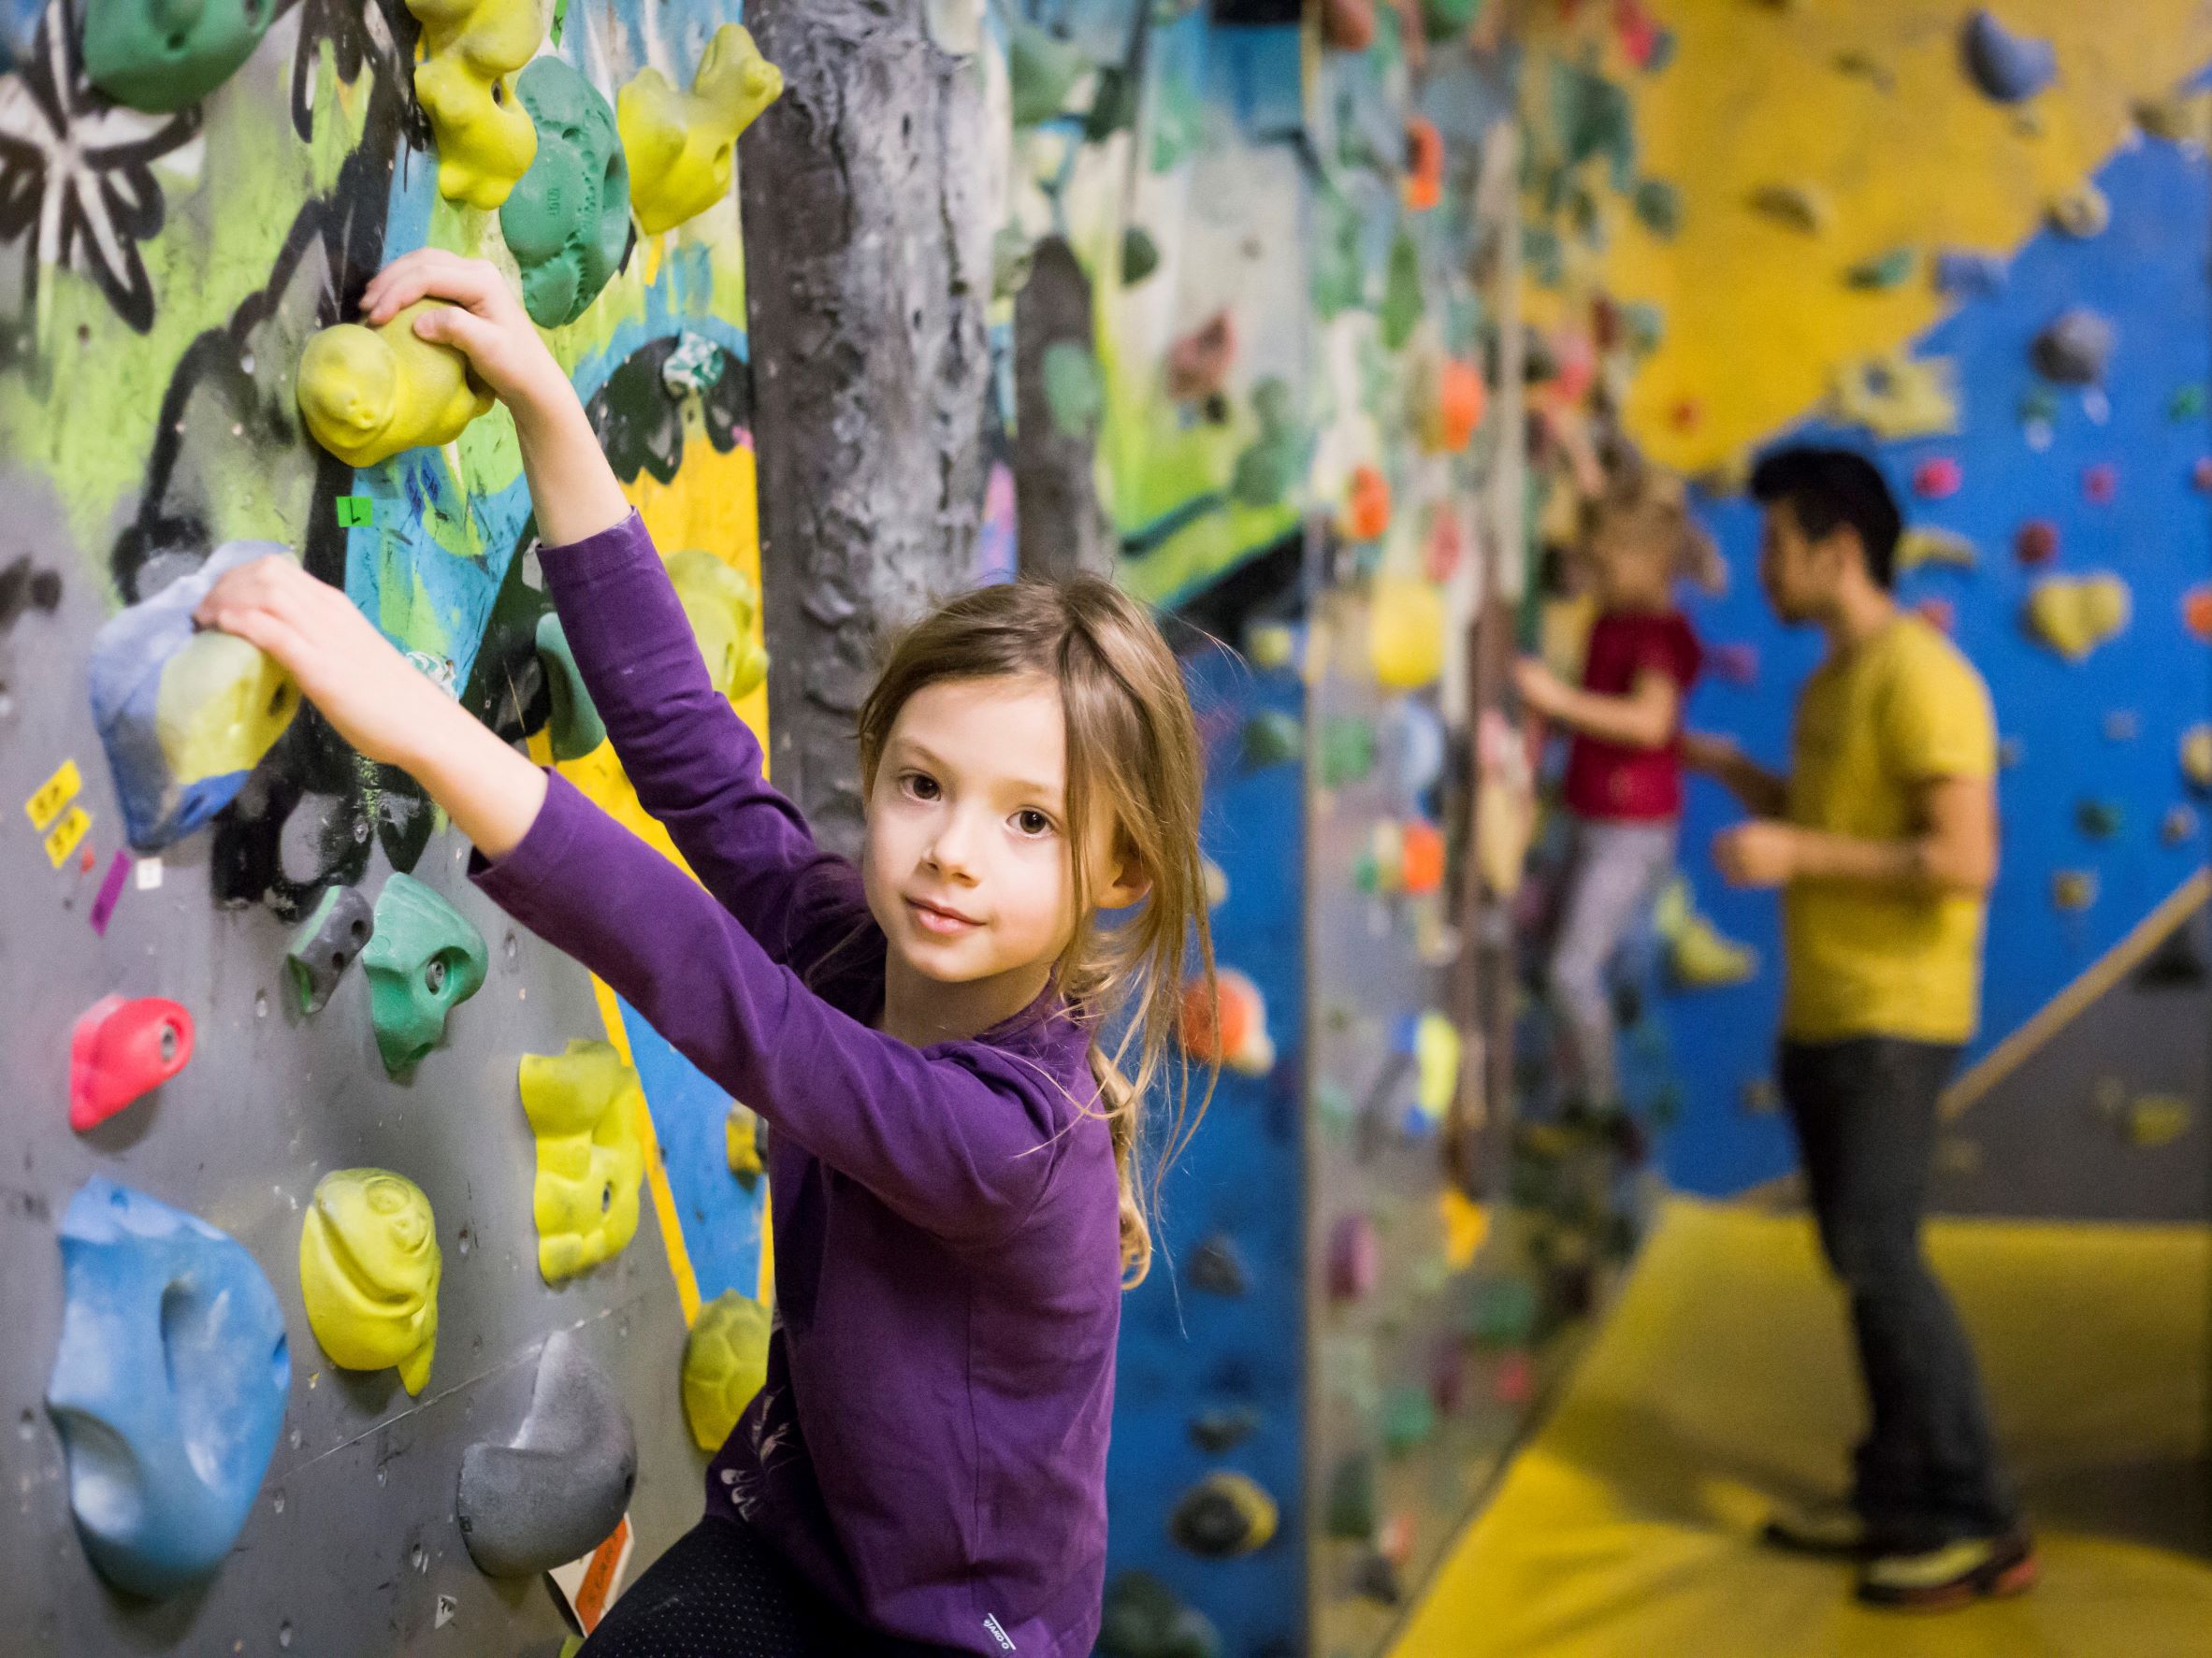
[
  {"left": 536, "top": 611, "right": 606, "bottom": 761},
  {"left": 361, "top": 873, "right": 489, "bottom": 1076},
  {"left": 1380, "top": 1385, "right": 1437, "bottom": 1456},
  {"left": 81, "top": 0, "right": 276, "bottom": 112},
  {"left": 501, "top": 59, "right": 631, "bottom": 328},
  {"left": 1239, "top": 708, "right": 1303, "bottom": 771},
  {"left": 1632, "top": 178, "right": 1682, "bottom": 238},
  {"left": 1230, "top": 378, "right": 1308, "bottom": 510},
  {"left": 1007, "top": 18, "right": 1088, "bottom": 127},
  {"left": 1466, "top": 1277, "right": 1539, "bottom": 1349},
  {"left": 1847, "top": 248, "right": 1916, "bottom": 290}
]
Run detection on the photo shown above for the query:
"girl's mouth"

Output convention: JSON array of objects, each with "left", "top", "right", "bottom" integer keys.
[{"left": 906, "top": 896, "right": 982, "bottom": 935}]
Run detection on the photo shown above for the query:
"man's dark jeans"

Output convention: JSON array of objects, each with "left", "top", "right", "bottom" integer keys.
[{"left": 1779, "top": 1036, "right": 2020, "bottom": 1550}]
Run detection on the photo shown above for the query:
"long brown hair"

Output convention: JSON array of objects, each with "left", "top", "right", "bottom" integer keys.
[{"left": 855, "top": 577, "right": 1217, "bottom": 1287}]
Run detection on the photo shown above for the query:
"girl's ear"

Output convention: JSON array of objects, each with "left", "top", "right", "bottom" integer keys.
[{"left": 1092, "top": 846, "right": 1152, "bottom": 913}]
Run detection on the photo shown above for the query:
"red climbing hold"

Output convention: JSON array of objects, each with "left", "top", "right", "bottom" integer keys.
[
  {"left": 1916, "top": 598, "right": 1956, "bottom": 634},
  {"left": 2083, "top": 462, "right": 2118, "bottom": 504},
  {"left": 2014, "top": 519, "right": 2059, "bottom": 566},
  {"left": 2193, "top": 456, "right": 2212, "bottom": 492},
  {"left": 69, "top": 994, "right": 194, "bottom": 1132},
  {"left": 2183, "top": 584, "right": 2212, "bottom": 642},
  {"left": 1912, "top": 457, "right": 1962, "bottom": 499},
  {"left": 1492, "top": 1349, "right": 1535, "bottom": 1406}
]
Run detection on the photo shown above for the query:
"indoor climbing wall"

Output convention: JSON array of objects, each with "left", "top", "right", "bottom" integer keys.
[
  {"left": 1, "top": 0, "right": 776, "bottom": 1650},
  {"left": 1512, "top": 2, "right": 2212, "bottom": 1210}
]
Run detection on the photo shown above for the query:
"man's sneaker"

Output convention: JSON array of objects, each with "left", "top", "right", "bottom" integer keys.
[
  {"left": 1858, "top": 1533, "right": 2039, "bottom": 1610},
  {"left": 1759, "top": 1501, "right": 1877, "bottom": 1559}
]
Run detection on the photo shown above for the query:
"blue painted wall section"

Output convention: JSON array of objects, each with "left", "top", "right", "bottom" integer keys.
[
  {"left": 1104, "top": 649, "right": 1307, "bottom": 1658},
  {"left": 1655, "top": 130, "right": 2212, "bottom": 1198}
]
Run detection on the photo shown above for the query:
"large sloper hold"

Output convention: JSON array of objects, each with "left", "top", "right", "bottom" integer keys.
[
  {"left": 619, "top": 24, "right": 784, "bottom": 235},
  {"left": 518, "top": 1039, "right": 645, "bottom": 1282},
  {"left": 501, "top": 59, "right": 632, "bottom": 328},
  {"left": 46, "top": 1178, "right": 290, "bottom": 1598},
  {"left": 90, "top": 541, "right": 303, "bottom": 852},
  {"left": 361, "top": 873, "right": 489, "bottom": 1075},
  {"left": 457, "top": 1329, "right": 638, "bottom": 1577},
  {"left": 81, "top": 0, "right": 275, "bottom": 111},
  {"left": 299, "top": 1169, "right": 441, "bottom": 1394}
]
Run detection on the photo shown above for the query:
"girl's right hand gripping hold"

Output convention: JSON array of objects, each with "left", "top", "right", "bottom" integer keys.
[{"left": 360, "top": 250, "right": 633, "bottom": 547}]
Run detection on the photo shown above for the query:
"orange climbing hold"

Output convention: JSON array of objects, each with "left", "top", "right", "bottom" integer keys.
[
  {"left": 1425, "top": 360, "right": 1487, "bottom": 454},
  {"left": 1343, "top": 465, "right": 1392, "bottom": 541},
  {"left": 1404, "top": 117, "right": 1444, "bottom": 211},
  {"left": 1179, "top": 968, "right": 1276, "bottom": 1076},
  {"left": 1323, "top": 0, "right": 1375, "bottom": 51},
  {"left": 2183, "top": 584, "right": 2212, "bottom": 642}
]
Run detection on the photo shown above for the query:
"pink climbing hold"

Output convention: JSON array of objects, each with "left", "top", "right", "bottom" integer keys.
[
  {"left": 2084, "top": 462, "right": 2118, "bottom": 504},
  {"left": 1912, "top": 457, "right": 1962, "bottom": 499},
  {"left": 2014, "top": 519, "right": 2059, "bottom": 566},
  {"left": 1492, "top": 1349, "right": 1535, "bottom": 1406},
  {"left": 69, "top": 994, "right": 194, "bottom": 1132},
  {"left": 1916, "top": 598, "right": 1956, "bottom": 634},
  {"left": 2193, "top": 456, "right": 2212, "bottom": 492},
  {"left": 1328, "top": 1212, "right": 1380, "bottom": 1302}
]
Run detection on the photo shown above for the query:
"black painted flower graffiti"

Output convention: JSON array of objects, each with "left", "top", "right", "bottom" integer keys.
[
  {"left": 287, "top": 0, "right": 412, "bottom": 144},
  {"left": 0, "top": 7, "right": 198, "bottom": 334}
]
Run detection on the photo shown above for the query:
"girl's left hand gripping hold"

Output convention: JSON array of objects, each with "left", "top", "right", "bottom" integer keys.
[{"left": 195, "top": 556, "right": 547, "bottom": 858}]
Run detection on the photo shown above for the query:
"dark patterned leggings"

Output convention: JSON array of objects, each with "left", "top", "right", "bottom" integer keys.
[{"left": 579, "top": 1518, "right": 956, "bottom": 1657}]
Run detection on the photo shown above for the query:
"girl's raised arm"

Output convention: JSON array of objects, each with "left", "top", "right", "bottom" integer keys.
[{"left": 359, "top": 252, "right": 848, "bottom": 959}]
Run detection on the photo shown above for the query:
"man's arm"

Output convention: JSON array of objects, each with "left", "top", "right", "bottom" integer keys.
[
  {"left": 1714, "top": 774, "right": 1997, "bottom": 895},
  {"left": 1683, "top": 732, "right": 1790, "bottom": 818}
]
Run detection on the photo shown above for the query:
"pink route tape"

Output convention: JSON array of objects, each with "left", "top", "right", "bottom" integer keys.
[{"left": 89, "top": 849, "right": 131, "bottom": 935}]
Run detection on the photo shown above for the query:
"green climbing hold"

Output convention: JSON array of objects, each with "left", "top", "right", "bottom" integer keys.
[
  {"left": 1239, "top": 709, "right": 1302, "bottom": 771},
  {"left": 1466, "top": 1277, "right": 1539, "bottom": 1349},
  {"left": 1041, "top": 342, "right": 1105, "bottom": 440},
  {"left": 501, "top": 59, "right": 631, "bottom": 328},
  {"left": 1121, "top": 226, "right": 1161, "bottom": 286},
  {"left": 1324, "top": 1452, "right": 1378, "bottom": 1540},
  {"left": 1549, "top": 58, "right": 1637, "bottom": 193},
  {"left": 1380, "top": 1385, "right": 1436, "bottom": 1456},
  {"left": 82, "top": 0, "right": 276, "bottom": 112},
  {"left": 1314, "top": 191, "right": 1366, "bottom": 319},
  {"left": 2076, "top": 799, "right": 2123, "bottom": 839},
  {"left": 2171, "top": 384, "right": 2207, "bottom": 421},
  {"left": 2018, "top": 386, "right": 2061, "bottom": 424},
  {"left": 1423, "top": 0, "right": 1482, "bottom": 33},
  {"left": 1631, "top": 178, "right": 1682, "bottom": 238},
  {"left": 536, "top": 611, "right": 605, "bottom": 761},
  {"left": 1230, "top": 377, "right": 1308, "bottom": 509},
  {"left": 361, "top": 874, "right": 489, "bottom": 1077},
  {"left": 1319, "top": 716, "right": 1377, "bottom": 787},
  {"left": 1381, "top": 232, "right": 1424, "bottom": 352},
  {"left": 1007, "top": 19, "right": 1088, "bottom": 127},
  {"left": 1846, "top": 247, "right": 1916, "bottom": 289},
  {"left": 1086, "top": 65, "right": 1139, "bottom": 141}
]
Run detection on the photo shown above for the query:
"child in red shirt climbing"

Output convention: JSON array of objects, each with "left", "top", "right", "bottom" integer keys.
[{"left": 1515, "top": 465, "right": 1718, "bottom": 1115}]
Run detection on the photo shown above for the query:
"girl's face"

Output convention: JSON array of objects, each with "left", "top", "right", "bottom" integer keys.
[{"left": 861, "top": 674, "right": 1146, "bottom": 996}]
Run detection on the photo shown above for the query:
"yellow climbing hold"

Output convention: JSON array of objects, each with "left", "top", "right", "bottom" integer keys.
[
  {"left": 620, "top": 24, "right": 785, "bottom": 236},
  {"left": 156, "top": 631, "right": 301, "bottom": 788},
  {"left": 666, "top": 550, "right": 770, "bottom": 701},
  {"left": 2026, "top": 573, "right": 2130, "bottom": 662},
  {"left": 683, "top": 1289, "right": 773, "bottom": 1452},
  {"left": 2123, "top": 1094, "right": 2191, "bottom": 1148},
  {"left": 296, "top": 302, "right": 495, "bottom": 468},
  {"left": 1829, "top": 352, "right": 1959, "bottom": 441},
  {"left": 1895, "top": 527, "right": 1977, "bottom": 573},
  {"left": 1413, "top": 1011, "right": 1461, "bottom": 1123},
  {"left": 403, "top": 0, "right": 543, "bottom": 209},
  {"left": 519, "top": 1040, "right": 646, "bottom": 1284},
  {"left": 299, "top": 1169, "right": 441, "bottom": 1395},
  {"left": 1368, "top": 575, "right": 1446, "bottom": 692},
  {"left": 1439, "top": 1185, "right": 1490, "bottom": 1271},
  {"left": 2180, "top": 724, "right": 2212, "bottom": 791},
  {"left": 726, "top": 1102, "right": 763, "bottom": 1182},
  {"left": 1655, "top": 877, "right": 1758, "bottom": 989}
]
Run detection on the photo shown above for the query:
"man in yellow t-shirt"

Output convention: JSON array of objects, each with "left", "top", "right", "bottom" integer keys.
[{"left": 1686, "top": 447, "right": 2034, "bottom": 1611}]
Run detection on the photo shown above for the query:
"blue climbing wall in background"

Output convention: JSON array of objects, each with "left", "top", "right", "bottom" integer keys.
[{"left": 1657, "top": 125, "right": 2212, "bottom": 1198}]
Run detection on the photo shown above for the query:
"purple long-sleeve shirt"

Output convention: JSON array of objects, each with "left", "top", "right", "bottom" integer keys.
[{"left": 470, "top": 512, "right": 1120, "bottom": 1657}]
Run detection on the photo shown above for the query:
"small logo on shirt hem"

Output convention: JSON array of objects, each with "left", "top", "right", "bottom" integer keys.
[{"left": 981, "top": 1613, "right": 1016, "bottom": 1651}]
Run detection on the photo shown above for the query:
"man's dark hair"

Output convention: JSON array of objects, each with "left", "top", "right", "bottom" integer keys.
[{"left": 1749, "top": 445, "right": 1903, "bottom": 590}]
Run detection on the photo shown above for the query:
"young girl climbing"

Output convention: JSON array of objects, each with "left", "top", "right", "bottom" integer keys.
[
  {"left": 197, "top": 249, "right": 1216, "bottom": 1658},
  {"left": 1513, "top": 463, "right": 1715, "bottom": 1116}
]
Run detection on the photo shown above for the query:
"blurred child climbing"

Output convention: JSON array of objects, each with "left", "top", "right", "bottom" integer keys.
[
  {"left": 1515, "top": 460, "right": 1718, "bottom": 1117},
  {"left": 195, "top": 248, "right": 1219, "bottom": 1658}
]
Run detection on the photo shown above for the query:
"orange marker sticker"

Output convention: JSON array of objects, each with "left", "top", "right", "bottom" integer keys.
[
  {"left": 44, "top": 804, "right": 91, "bottom": 869},
  {"left": 25, "top": 759, "right": 81, "bottom": 833}
]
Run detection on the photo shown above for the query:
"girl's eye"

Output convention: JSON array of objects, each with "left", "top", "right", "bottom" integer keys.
[
  {"left": 903, "top": 772, "right": 941, "bottom": 801},
  {"left": 1014, "top": 809, "right": 1055, "bottom": 838}
]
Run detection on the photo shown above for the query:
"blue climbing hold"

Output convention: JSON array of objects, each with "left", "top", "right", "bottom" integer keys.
[
  {"left": 46, "top": 1178, "right": 290, "bottom": 1599},
  {"left": 1961, "top": 10, "right": 2055, "bottom": 104},
  {"left": 1, "top": 0, "right": 43, "bottom": 73},
  {"left": 1933, "top": 249, "right": 2008, "bottom": 298},
  {"left": 89, "top": 541, "right": 303, "bottom": 852}
]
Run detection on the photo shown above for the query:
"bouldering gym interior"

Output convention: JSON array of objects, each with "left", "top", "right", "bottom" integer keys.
[{"left": 2, "top": 1, "right": 2209, "bottom": 1655}]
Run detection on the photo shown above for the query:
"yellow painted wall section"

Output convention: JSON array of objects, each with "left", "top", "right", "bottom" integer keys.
[{"left": 1533, "top": 0, "right": 2212, "bottom": 473}]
